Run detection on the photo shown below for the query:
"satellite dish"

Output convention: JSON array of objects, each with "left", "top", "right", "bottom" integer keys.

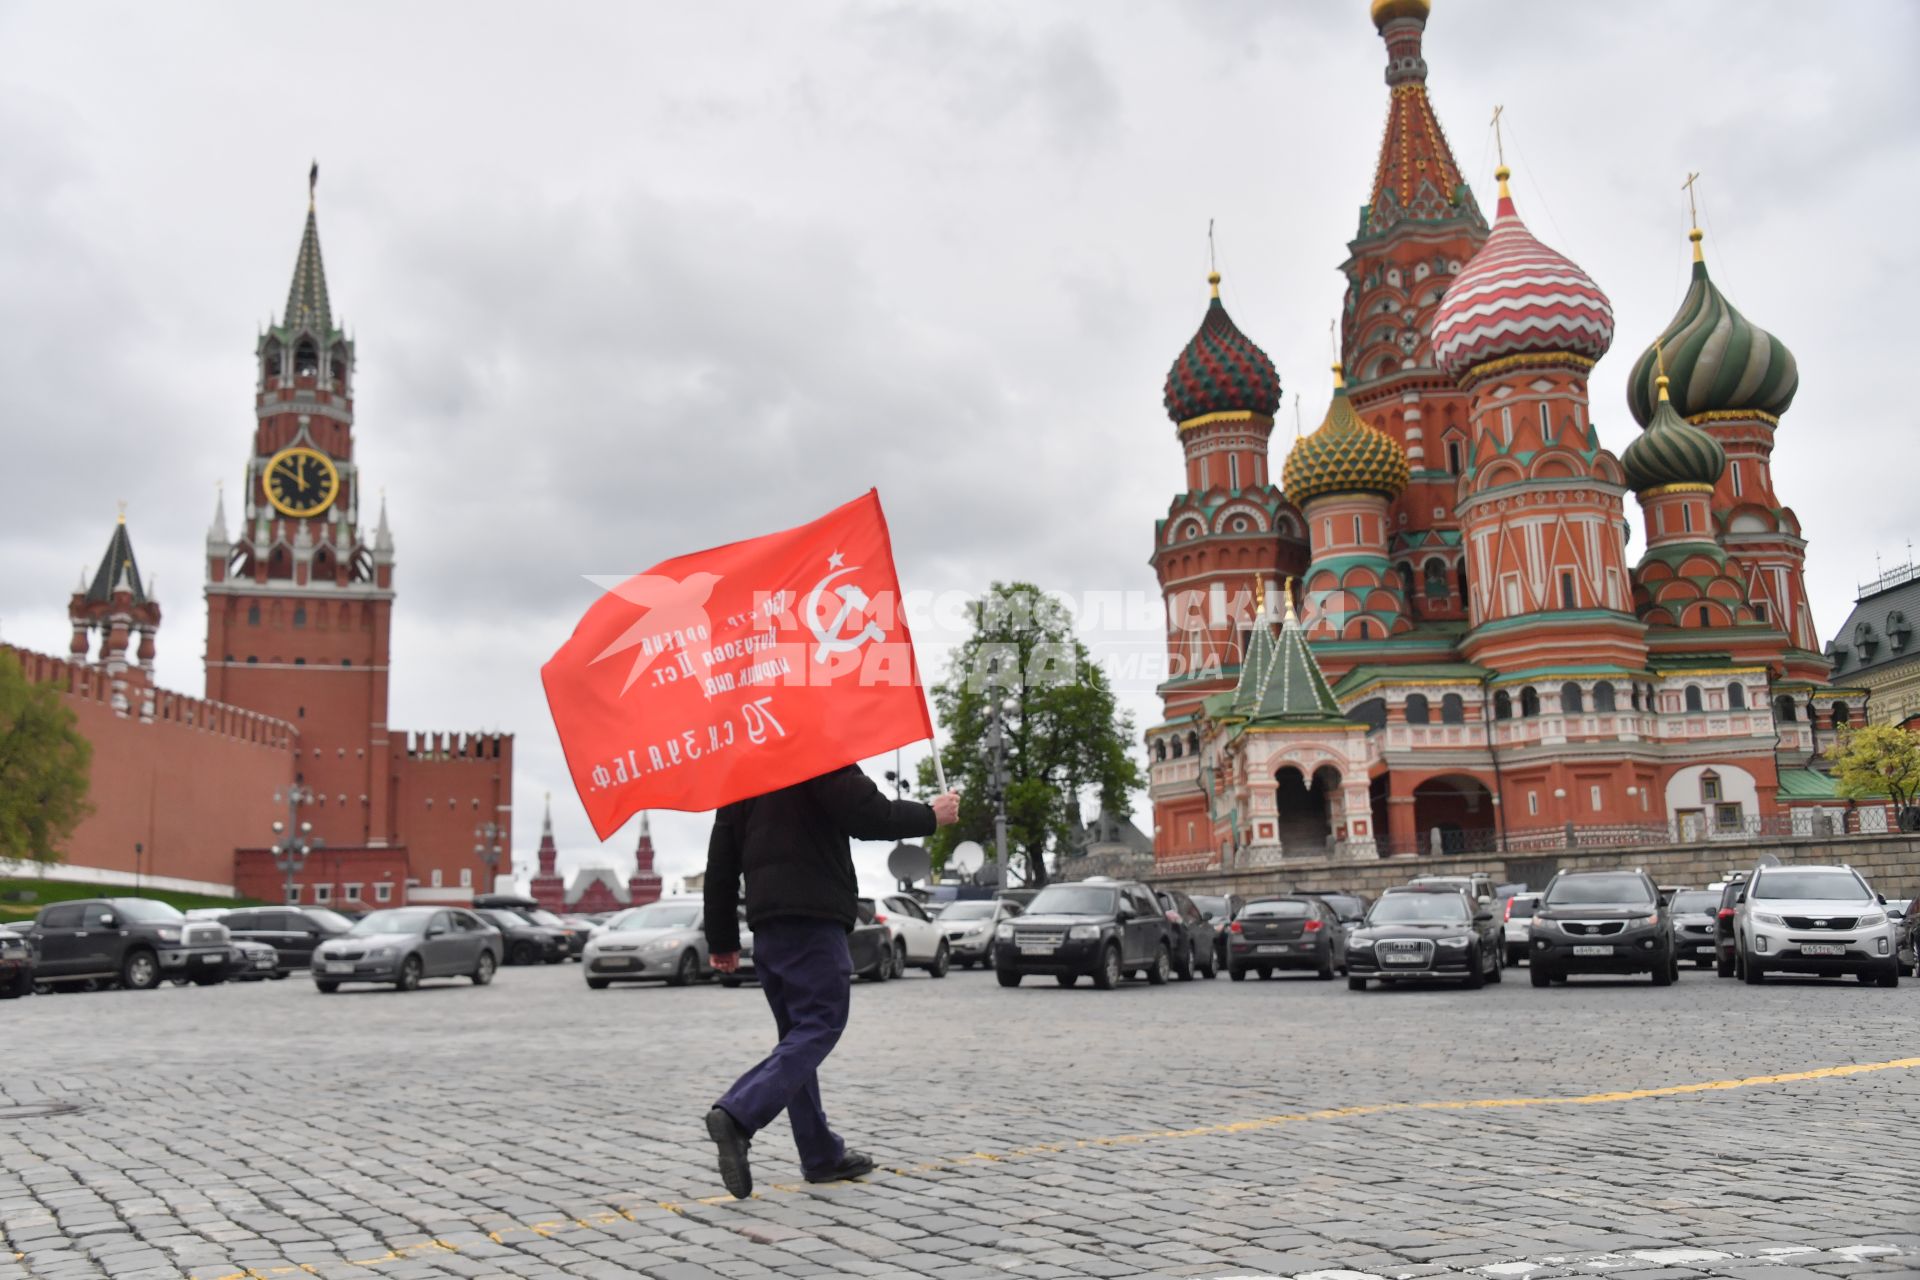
[
  {"left": 887, "top": 842, "right": 933, "bottom": 886},
  {"left": 950, "top": 841, "right": 986, "bottom": 876}
]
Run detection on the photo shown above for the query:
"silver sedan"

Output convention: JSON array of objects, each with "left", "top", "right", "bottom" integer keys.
[
  {"left": 312, "top": 908, "right": 502, "bottom": 993},
  {"left": 583, "top": 899, "right": 713, "bottom": 989}
]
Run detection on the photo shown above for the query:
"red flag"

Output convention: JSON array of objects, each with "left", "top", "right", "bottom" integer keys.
[{"left": 542, "top": 490, "right": 934, "bottom": 838}]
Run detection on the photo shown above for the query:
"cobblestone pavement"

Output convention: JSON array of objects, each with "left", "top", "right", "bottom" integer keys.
[{"left": 4, "top": 959, "right": 1916, "bottom": 1280}]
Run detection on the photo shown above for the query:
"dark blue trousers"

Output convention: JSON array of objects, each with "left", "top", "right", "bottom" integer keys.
[{"left": 715, "top": 917, "right": 850, "bottom": 1172}]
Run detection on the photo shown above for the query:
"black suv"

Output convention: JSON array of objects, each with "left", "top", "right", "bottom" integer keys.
[
  {"left": 28, "top": 898, "right": 231, "bottom": 991},
  {"left": 222, "top": 906, "right": 355, "bottom": 970},
  {"left": 476, "top": 908, "right": 568, "bottom": 965},
  {"left": 993, "top": 879, "right": 1179, "bottom": 989},
  {"left": 1528, "top": 870, "right": 1676, "bottom": 987}
]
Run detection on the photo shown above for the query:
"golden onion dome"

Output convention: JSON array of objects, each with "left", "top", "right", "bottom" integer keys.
[
  {"left": 1371, "top": 0, "right": 1431, "bottom": 29},
  {"left": 1283, "top": 365, "right": 1411, "bottom": 506}
]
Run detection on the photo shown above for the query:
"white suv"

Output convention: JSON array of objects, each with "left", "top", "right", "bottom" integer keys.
[
  {"left": 1500, "top": 892, "right": 1542, "bottom": 965},
  {"left": 1734, "top": 864, "right": 1899, "bottom": 988},
  {"left": 861, "top": 894, "right": 951, "bottom": 978}
]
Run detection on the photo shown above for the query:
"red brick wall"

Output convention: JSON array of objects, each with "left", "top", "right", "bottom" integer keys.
[
  {"left": 390, "top": 732, "right": 513, "bottom": 899},
  {"left": 11, "top": 647, "right": 296, "bottom": 892}
]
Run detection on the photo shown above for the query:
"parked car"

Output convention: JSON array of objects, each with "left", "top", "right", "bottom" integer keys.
[
  {"left": 0, "top": 928, "right": 32, "bottom": 998},
  {"left": 934, "top": 898, "right": 1022, "bottom": 969},
  {"left": 472, "top": 894, "right": 583, "bottom": 960},
  {"left": 861, "top": 894, "right": 951, "bottom": 978},
  {"left": 1732, "top": 863, "right": 1900, "bottom": 987},
  {"left": 851, "top": 901, "right": 895, "bottom": 981},
  {"left": 1407, "top": 873, "right": 1496, "bottom": 906},
  {"left": 1346, "top": 887, "right": 1502, "bottom": 990},
  {"left": 1301, "top": 890, "right": 1371, "bottom": 934},
  {"left": 583, "top": 898, "right": 713, "bottom": 989},
  {"left": 1528, "top": 870, "right": 1675, "bottom": 987},
  {"left": 1713, "top": 875, "right": 1750, "bottom": 977},
  {"left": 1501, "top": 892, "right": 1542, "bottom": 965},
  {"left": 312, "top": 907, "right": 501, "bottom": 992},
  {"left": 1666, "top": 889, "right": 1721, "bottom": 968},
  {"left": 221, "top": 906, "right": 355, "bottom": 970},
  {"left": 991, "top": 880, "right": 1177, "bottom": 989},
  {"left": 1890, "top": 899, "right": 1918, "bottom": 977},
  {"left": 224, "top": 937, "right": 285, "bottom": 982},
  {"left": 476, "top": 908, "right": 568, "bottom": 965},
  {"left": 1225, "top": 896, "right": 1343, "bottom": 981},
  {"left": 1152, "top": 887, "right": 1219, "bottom": 980},
  {"left": 27, "top": 898, "right": 230, "bottom": 991}
]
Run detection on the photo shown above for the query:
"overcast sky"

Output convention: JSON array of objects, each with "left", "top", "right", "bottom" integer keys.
[{"left": 3, "top": 2, "right": 1913, "bottom": 897}]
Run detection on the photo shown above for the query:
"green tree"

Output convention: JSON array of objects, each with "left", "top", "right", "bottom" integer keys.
[
  {"left": 917, "top": 583, "right": 1141, "bottom": 887},
  {"left": 0, "top": 649, "right": 93, "bottom": 874},
  {"left": 1828, "top": 722, "right": 1920, "bottom": 816}
]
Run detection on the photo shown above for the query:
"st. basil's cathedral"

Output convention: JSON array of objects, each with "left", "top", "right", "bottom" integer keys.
[{"left": 1146, "top": 0, "right": 1865, "bottom": 867}]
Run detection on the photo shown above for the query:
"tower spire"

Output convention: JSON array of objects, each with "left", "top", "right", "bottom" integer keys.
[
  {"left": 1362, "top": 0, "right": 1479, "bottom": 237},
  {"left": 284, "top": 165, "right": 333, "bottom": 335}
]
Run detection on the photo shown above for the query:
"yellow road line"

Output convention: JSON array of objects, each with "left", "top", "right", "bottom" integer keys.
[{"left": 157, "top": 1055, "right": 1920, "bottom": 1277}]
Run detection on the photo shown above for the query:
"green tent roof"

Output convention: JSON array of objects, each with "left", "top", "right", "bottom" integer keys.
[{"left": 1776, "top": 769, "right": 1840, "bottom": 800}]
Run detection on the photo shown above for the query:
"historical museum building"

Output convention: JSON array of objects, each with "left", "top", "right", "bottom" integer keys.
[
  {"left": 1146, "top": 0, "right": 1867, "bottom": 866},
  {"left": 8, "top": 180, "right": 515, "bottom": 906},
  {"left": 529, "top": 797, "right": 663, "bottom": 913}
]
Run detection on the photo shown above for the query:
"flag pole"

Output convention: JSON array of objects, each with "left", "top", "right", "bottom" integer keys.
[{"left": 930, "top": 742, "right": 948, "bottom": 793}]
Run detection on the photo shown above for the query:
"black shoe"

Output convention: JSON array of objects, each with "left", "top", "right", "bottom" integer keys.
[
  {"left": 804, "top": 1150, "right": 876, "bottom": 1184},
  {"left": 706, "top": 1107, "right": 753, "bottom": 1199}
]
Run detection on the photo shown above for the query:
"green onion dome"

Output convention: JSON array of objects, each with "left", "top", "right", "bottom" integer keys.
[
  {"left": 1164, "top": 273, "right": 1282, "bottom": 426},
  {"left": 1622, "top": 372, "right": 1726, "bottom": 492},
  {"left": 1283, "top": 365, "right": 1410, "bottom": 505},
  {"left": 1626, "top": 229, "right": 1798, "bottom": 426}
]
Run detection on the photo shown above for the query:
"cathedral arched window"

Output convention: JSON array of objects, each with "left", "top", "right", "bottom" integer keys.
[
  {"left": 295, "top": 340, "right": 318, "bottom": 378},
  {"left": 1457, "top": 562, "right": 1470, "bottom": 610},
  {"left": 1349, "top": 698, "right": 1388, "bottom": 732},
  {"left": 1187, "top": 731, "right": 1200, "bottom": 757},
  {"left": 1593, "top": 681, "right": 1617, "bottom": 713},
  {"left": 1170, "top": 736, "right": 1184, "bottom": 759},
  {"left": 1539, "top": 402, "right": 1552, "bottom": 441},
  {"left": 292, "top": 605, "right": 307, "bottom": 629},
  {"left": 247, "top": 604, "right": 260, "bottom": 627},
  {"left": 1424, "top": 559, "right": 1448, "bottom": 603},
  {"left": 1494, "top": 690, "right": 1513, "bottom": 721},
  {"left": 1446, "top": 439, "right": 1463, "bottom": 475},
  {"left": 1695, "top": 604, "right": 1710, "bottom": 627},
  {"left": 1727, "top": 682, "right": 1746, "bottom": 710},
  {"left": 1405, "top": 693, "right": 1430, "bottom": 725},
  {"left": 1154, "top": 739, "right": 1167, "bottom": 762},
  {"left": 1440, "top": 693, "right": 1464, "bottom": 724},
  {"left": 330, "top": 354, "right": 348, "bottom": 389},
  {"left": 1228, "top": 455, "right": 1241, "bottom": 490},
  {"left": 1831, "top": 702, "right": 1851, "bottom": 728},
  {"left": 1398, "top": 563, "right": 1416, "bottom": 600},
  {"left": 261, "top": 338, "right": 282, "bottom": 385},
  {"left": 1560, "top": 682, "right": 1584, "bottom": 715},
  {"left": 1685, "top": 684, "right": 1703, "bottom": 713},
  {"left": 1775, "top": 695, "right": 1798, "bottom": 723},
  {"left": 1519, "top": 687, "right": 1540, "bottom": 718}
]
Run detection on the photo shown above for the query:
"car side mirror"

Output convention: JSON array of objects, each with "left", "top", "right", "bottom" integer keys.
[
  {"left": 1474, "top": 911, "right": 1494, "bottom": 924},
  {"left": 426, "top": 927, "right": 446, "bottom": 939},
  {"left": 1115, "top": 908, "right": 1134, "bottom": 923},
  {"left": 1877, "top": 893, "right": 1888, "bottom": 905}
]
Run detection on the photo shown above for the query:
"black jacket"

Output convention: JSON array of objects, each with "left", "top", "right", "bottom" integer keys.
[{"left": 703, "top": 765, "right": 935, "bottom": 953}]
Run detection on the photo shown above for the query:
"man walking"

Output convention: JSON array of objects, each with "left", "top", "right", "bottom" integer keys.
[{"left": 703, "top": 764, "right": 959, "bottom": 1198}]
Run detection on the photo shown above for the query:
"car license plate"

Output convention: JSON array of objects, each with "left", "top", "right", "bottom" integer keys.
[
  {"left": 1019, "top": 944, "right": 1053, "bottom": 956},
  {"left": 323, "top": 961, "right": 353, "bottom": 974},
  {"left": 1801, "top": 944, "right": 1845, "bottom": 957},
  {"left": 197, "top": 953, "right": 220, "bottom": 964},
  {"left": 599, "top": 957, "right": 634, "bottom": 969},
  {"left": 1256, "top": 944, "right": 1286, "bottom": 953},
  {"left": 1573, "top": 945, "right": 1614, "bottom": 956}
]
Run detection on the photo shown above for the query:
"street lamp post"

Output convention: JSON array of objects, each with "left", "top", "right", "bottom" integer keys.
[
  {"left": 133, "top": 841, "right": 144, "bottom": 892},
  {"left": 474, "top": 821, "right": 505, "bottom": 896},
  {"left": 981, "top": 693, "right": 1016, "bottom": 893},
  {"left": 271, "top": 783, "right": 321, "bottom": 907}
]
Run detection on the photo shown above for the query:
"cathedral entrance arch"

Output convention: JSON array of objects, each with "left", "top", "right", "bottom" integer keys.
[
  {"left": 1413, "top": 774, "right": 1496, "bottom": 855},
  {"left": 1275, "top": 764, "right": 1337, "bottom": 854}
]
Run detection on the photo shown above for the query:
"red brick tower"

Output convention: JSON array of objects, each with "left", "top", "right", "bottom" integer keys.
[
  {"left": 1340, "top": 0, "right": 1488, "bottom": 627},
  {"left": 627, "top": 813, "right": 663, "bottom": 906},
  {"left": 529, "top": 794, "right": 565, "bottom": 910},
  {"left": 204, "top": 172, "right": 396, "bottom": 851},
  {"left": 70, "top": 516, "right": 164, "bottom": 723}
]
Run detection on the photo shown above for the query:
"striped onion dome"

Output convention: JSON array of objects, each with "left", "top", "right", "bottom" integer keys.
[
  {"left": 1283, "top": 365, "right": 1410, "bottom": 505},
  {"left": 1622, "top": 373, "right": 1726, "bottom": 492},
  {"left": 1164, "top": 272, "right": 1282, "bottom": 426},
  {"left": 1624, "top": 229, "right": 1799, "bottom": 426},
  {"left": 1430, "top": 168, "right": 1614, "bottom": 380}
]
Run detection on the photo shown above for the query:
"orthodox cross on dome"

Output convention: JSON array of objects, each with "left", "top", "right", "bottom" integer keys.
[
  {"left": 1490, "top": 104, "right": 1506, "bottom": 168},
  {"left": 1682, "top": 170, "right": 1701, "bottom": 225}
]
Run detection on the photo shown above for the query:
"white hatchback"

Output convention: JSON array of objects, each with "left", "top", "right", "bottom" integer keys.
[{"left": 861, "top": 894, "right": 951, "bottom": 978}]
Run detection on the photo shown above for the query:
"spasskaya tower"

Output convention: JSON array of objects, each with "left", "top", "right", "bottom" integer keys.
[{"left": 206, "top": 168, "right": 514, "bottom": 908}]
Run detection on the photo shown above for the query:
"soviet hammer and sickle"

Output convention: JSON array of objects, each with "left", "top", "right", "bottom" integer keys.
[{"left": 805, "top": 564, "right": 887, "bottom": 663}]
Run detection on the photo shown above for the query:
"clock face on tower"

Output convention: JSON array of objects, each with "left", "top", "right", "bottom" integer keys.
[{"left": 264, "top": 446, "right": 341, "bottom": 518}]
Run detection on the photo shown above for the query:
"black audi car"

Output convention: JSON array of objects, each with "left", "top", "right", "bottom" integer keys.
[
  {"left": 1528, "top": 869, "right": 1676, "bottom": 986},
  {"left": 1345, "top": 887, "right": 1502, "bottom": 990}
]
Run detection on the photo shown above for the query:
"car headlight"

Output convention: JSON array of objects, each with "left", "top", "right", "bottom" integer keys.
[
  {"left": 1856, "top": 911, "right": 1886, "bottom": 929},
  {"left": 367, "top": 946, "right": 396, "bottom": 961},
  {"left": 1436, "top": 936, "right": 1471, "bottom": 948},
  {"left": 155, "top": 927, "right": 181, "bottom": 943},
  {"left": 994, "top": 923, "right": 1014, "bottom": 940},
  {"left": 648, "top": 938, "right": 684, "bottom": 952},
  {"left": 1068, "top": 924, "right": 1102, "bottom": 941},
  {"left": 1754, "top": 913, "right": 1785, "bottom": 927},
  {"left": 1531, "top": 917, "right": 1557, "bottom": 932}
]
